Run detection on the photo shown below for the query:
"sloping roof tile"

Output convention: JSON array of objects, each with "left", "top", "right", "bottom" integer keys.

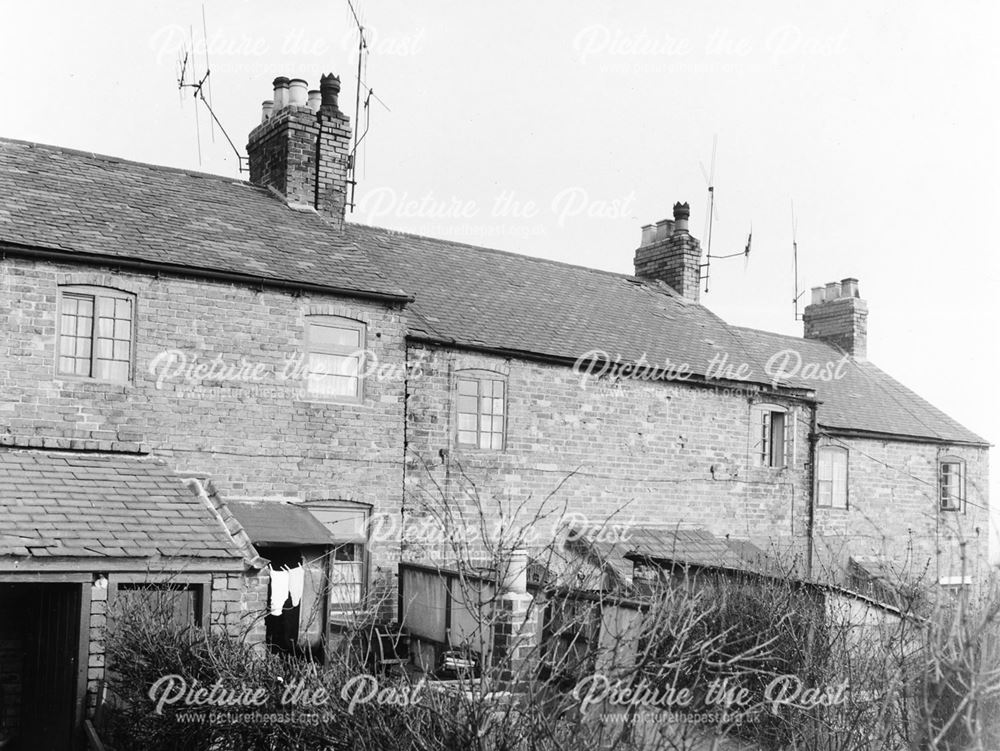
[
  {"left": 730, "top": 327, "right": 985, "bottom": 444},
  {"left": 351, "top": 223, "right": 985, "bottom": 445},
  {"left": 0, "top": 138, "right": 406, "bottom": 300},
  {"left": 0, "top": 138, "right": 982, "bottom": 445},
  {"left": 350, "top": 224, "right": 777, "bottom": 381},
  {"left": 0, "top": 449, "right": 243, "bottom": 559}
]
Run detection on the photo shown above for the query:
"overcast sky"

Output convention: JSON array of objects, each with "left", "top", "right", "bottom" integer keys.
[{"left": 3, "top": 1, "right": 998, "bottom": 547}]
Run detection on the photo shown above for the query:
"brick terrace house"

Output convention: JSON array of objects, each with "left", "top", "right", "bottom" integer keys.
[{"left": 0, "top": 73, "right": 989, "bottom": 747}]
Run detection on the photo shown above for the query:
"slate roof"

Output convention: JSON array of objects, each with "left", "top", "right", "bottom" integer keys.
[
  {"left": 351, "top": 223, "right": 777, "bottom": 381},
  {"left": 730, "top": 327, "right": 986, "bottom": 444},
  {"left": 0, "top": 138, "right": 983, "bottom": 446},
  {"left": 351, "top": 223, "right": 985, "bottom": 445},
  {"left": 0, "top": 138, "right": 406, "bottom": 300},
  {"left": 0, "top": 449, "right": 243, "bottom": 559},
  {"left": 225, "top": 500, "right": 335, "bottom": 547}
]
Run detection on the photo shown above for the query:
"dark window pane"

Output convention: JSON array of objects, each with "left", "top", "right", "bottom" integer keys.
[{"left": 769, "top": 412, "right": 785, "bottom": 468}]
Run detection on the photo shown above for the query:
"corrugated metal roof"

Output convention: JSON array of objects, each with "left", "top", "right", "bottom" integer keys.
[{"left": 576, "top": 526, "right": 776, "bottom": 581}]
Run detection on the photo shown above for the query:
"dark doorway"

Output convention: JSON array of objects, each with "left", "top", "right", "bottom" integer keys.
[{"left": 0, "top": 582, "right": 84, "bottom": 751}]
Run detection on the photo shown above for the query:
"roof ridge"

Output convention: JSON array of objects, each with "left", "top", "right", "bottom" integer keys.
[
  {"left": 348, "top": 221, "right": 669, "bottom": 287},
  {"left": 732, "top": 324, "right": 839, "bottom": 351},
  {"left": 0, "top": 136, "right": 252, "bottom": 187}
]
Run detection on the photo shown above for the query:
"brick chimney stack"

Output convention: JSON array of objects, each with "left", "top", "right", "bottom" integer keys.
[
  {"left": 247, "top": 73, "right": 352, "bottom": 225},
  {"left": 803, "top": 278, "right": 868, "bottom": 358},
  {"left": 633, "top": 202, "right": 703, "bottom": 302}
]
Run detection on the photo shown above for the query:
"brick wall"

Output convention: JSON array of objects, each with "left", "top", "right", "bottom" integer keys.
[
  {"left": 633, "top": 231, "right": 702, "bottom": 302},
  {"left": 86, "top": 581, "right": 106, "bottom": 714},
  {"left": 402, "top": 345, "right": 814, "bottom": 570},
  {"left": 246, "top": 103, "right": 352, "bottom": 223},
  {"left": 211, "top": 571, "right": 270, "bottom": 645},
  {"left": 803, "top": 295, "right": 868, "bottom": 358},
  {"left": 0, "top": 255, "right": 408, "bottom": 590},
  {"left": 813, "top": 436, "right": 990, "bottom": 589}
]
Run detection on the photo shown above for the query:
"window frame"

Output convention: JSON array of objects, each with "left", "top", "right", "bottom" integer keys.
[
  {"left": 938, "top": 456, "right": 966, "bottom": 512},
  {"left": 56, "top": 285, "right": 136, "bottom": 383},
  {"left": 816, "top": 445, "right": 849, "bottom": 509},
  {"left": 753, "top": 403, "right": 793, "bottom": 469},
  {"left": 329, "top": 542, "right": 366, "bottom": 612},
  {"left": 303, "top": 315, "right": 367, "bottom": 403},
  {"left": 454, "top": 369, "right": 508, "bottom": 451},
  {"left": 107, "top": 574, "right": 210, "bottom": 630},
  {"left": 302, "top": 500, "right": 372, "bottom": 614}
]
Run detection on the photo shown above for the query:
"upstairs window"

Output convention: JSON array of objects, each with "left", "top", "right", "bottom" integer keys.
[
  {"left": 305, "top": 316, "right": 365, "bottom": 401},
  {"left": 57, "top": 286, "right": 134, "bottom": 382},
  {"left": 755, "top": 405, "right": 791, "bottom": 468},
  {"left": 939, "top": 458, "right": 965, "bottom": 512},
  {"left": 817, "top": 446, "right": 849, "bottom": 508},
  {"left": 456, "top": 372, "right": 506, "bottom": 450}
]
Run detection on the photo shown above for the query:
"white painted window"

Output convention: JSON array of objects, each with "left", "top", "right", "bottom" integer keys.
[
  {"left": 939, "top": 457, "right": 965, "bottom": 512},
  {"left": 329, "top": 543, "right": 364, "bottom": 610},
  {"left": 456, "top": 371, "right": 506, "bottom": 450},
  {"left": 305, "top": 316, "right": 365, "bottom": 401},
  {"left": 753, "top": 404, "right": 792, "bottom": 468},
  {"left": 57, "top": 286, "right": 135, "bottom": 382},
  {"left": 306, "top": 501, "right": 370, "bottom": 611},
  {"left": 817, "top": 446, "right": 849, "bottom": 508}
]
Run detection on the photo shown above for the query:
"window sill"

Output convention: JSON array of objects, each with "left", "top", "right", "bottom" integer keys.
[
  {"left": 296, "top": 393, "right": 365, "bottom": 407},
  {"left": 55, "top": 374, "right": 132, "bottom": 389},
  {"left": 454, "top": 444, "right": 506, "bottom": 455}
]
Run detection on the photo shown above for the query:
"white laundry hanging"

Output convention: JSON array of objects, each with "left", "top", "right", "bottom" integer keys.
[
  {"left": 287, "top": 564, "right": 304, "bottom": 608},
  {"left": 269, "top": 562, "right": 305, "bottom": 616},
  {"left": 269, "top": 567, "right": 290, "bottom": 616}
]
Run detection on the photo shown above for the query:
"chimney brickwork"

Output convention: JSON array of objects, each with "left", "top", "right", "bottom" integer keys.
[
  {"left": 247, "top": 74, "right": 351, "bottom": 225},
  {"left": 633, "top": 202, "right": 703, "bottom": 302},
  {"left": 803, "top": 278, "right": 868, "bottom": 358}
]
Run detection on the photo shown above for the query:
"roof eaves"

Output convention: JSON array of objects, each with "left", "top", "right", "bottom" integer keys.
[
  {"left": 0, "top": 240, "right": 414, "bottom": 305},
  {"left": 406, "top": 333, "right": 820, "bottom": 399},
  {"left": 819, "top": 425, "right": 990, "bottom": 448}
]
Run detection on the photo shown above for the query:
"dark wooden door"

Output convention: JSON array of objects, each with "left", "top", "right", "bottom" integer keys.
[{"left": 20, "top": 583, "right": 83, "bottom": 751}]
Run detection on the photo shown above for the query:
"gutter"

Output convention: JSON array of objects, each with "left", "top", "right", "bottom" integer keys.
[
  {"left": 0, "top": 241, "right": 414, "bottom": 306},
  {"left": 819, "top": 426, "right": 990, "bottom": 449},
  {"left": 407, "top": 334, "right": 820, "bottom": 402}
]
